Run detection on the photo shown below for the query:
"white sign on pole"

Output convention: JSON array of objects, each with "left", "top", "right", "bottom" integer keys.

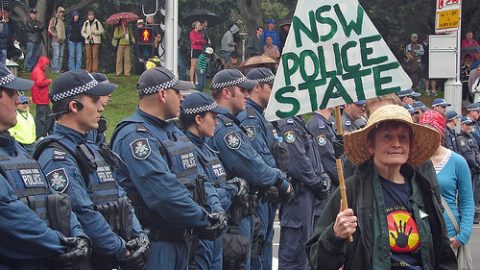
[
  {"left": 265, "top": 0, "right": 411, "bottom": 121},
  {"left": 435, "top": 0, "right": 461, "bottom": 34}
]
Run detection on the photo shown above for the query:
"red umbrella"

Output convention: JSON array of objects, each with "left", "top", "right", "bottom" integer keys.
[{"left": 106, "top": 12, "right": 139, "bottom": 25}]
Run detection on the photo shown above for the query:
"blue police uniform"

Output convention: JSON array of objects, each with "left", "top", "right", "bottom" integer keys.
[
  {"left": 111, "top": 109, "right": 210, "bottom": 270},
  {"left": 0, "top": 131, "right": 85, "bottom": 269},
  {"left": 341, "top": 112, "right": 362, "bottom": 133},
  {"left": 276, "top": 116, "right": 331, "bottom": 270},
  {"left": 207, "top": 107, "right": 290, "bottom": 270},
  {"left": 238, "top": 99, "right": 278, "bottom": 270},
  {"left": 36, "top": 124, "right": 143, "bottom": 266},
  {"left": 307, "top": 112, "right": 339, "bottom": 225},
  {"left": 185, "top": 130, "right": 232, "bottom": 270},
  {"left": 444, "top": 126, "right": 459, "bottom": 153}
]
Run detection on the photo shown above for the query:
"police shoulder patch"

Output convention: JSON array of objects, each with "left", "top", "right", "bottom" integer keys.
[
  {"left": 46, "top": 168, "right": 69, "bottom": 193},
  {"left": 245, "top": 126, "right": 256, "bottom": 140},
  {"left": 317, "top": 134, "right": 327, "bottom": 146},
  {"left": 224, "top": 132, "right": 242, "bottom": 149},
  {"left": 284, "top": 130, "right": 296, "bottom": 144},
  {"left": 130, "top": 138, "right": 151, "bottom": 160}
]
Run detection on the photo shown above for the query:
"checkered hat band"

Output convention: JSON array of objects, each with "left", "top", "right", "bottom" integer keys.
[
  {"left": 0, "top": 73, "right": 15, "bottom": 86},
  {"left": 256, "top": 75, "right": 275, "bottom": 84},
  {"left": 212, "top": 76, "right": 246, "bottom": 89},
  {"left": 51, "top": 79, "right": 98, "bottom": 102},
  {"left": 141, "top": 78, "right": 179, "bottom": 95},
  {"left": 182, "top": 102, "right": 218, "bottom": 115}
]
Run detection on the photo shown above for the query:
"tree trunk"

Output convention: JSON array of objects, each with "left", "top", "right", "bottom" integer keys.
[{"left": 237, "top": 0, "right": 264, "bottom": 35}]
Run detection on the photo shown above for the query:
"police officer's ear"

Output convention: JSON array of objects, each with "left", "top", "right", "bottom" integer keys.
[
  {"left": 157, "top": 89, "right": 168, "bottom": 103},
  {"left": 68, "top": 99, "right": 84, "bottom": 113},
  {"left": 194, "top": 114, "right": 204, "bottom": 126}
]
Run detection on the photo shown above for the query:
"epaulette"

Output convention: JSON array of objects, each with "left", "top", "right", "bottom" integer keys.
[
  {"left": 135, "top": 123, "right": 148, "bottom": 132},
  {"left": 246, "top": 106, "right": 256, "bottom": 119},
  {"left": 217, "top": 114, "right": 234, "bottom": 127}
]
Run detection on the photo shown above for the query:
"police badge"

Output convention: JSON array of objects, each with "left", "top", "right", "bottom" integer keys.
[
  {"left": 245, "top": 126, "right": 256, "bottom": 140},
  {"left": 317, "top": 134, "right": 327, "bottom": 146},
  {"left": 130, "top": 138, "right": 151, "bottom": 160},
  {"left": 284, "top": 131, "right": 296, "bottom": 144},
  {"left": 224, "top": 132, "right": 241, "bottom": 149},
  {"left": 46, "top": 168, "right": 69, "bottom": 192}
]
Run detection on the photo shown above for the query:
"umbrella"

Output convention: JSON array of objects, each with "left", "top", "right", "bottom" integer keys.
[
  {"left": 106, "top": 12, "right": 139, "bottom": 25},
  {"left": 240, "top": 54, "right": 278, "bottom": 69},
  {"left": 183, "top": 9, "right": 221, "bottom": 27}
]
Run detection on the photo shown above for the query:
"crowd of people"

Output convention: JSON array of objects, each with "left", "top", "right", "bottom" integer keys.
[{"left": 0, "top": 7, "right": 478, "bottom": 270}]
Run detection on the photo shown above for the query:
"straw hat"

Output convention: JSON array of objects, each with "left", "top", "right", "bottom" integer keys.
[{"left": 344, "top": 105, "right": 441, "bottom": 166}]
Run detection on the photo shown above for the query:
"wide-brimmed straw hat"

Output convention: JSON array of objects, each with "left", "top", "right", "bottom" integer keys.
[{"left": 344, "top": 104, "right": 441, "bottom": 166}]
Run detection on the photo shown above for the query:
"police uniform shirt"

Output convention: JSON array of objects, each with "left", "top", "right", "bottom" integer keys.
[
  {"left": 444, "top": 126, "right": 459, "bottom": 153},
  {"left": 457, "top": 132, "right": 480, "bottom": 171},
  {"left": 206, "top": 107, "right": 289, "bottom": 191},
  {"left": 0, "top": 131, "right": 84, "bottom": 263},
  {"left": 111, "top": 109, "right": 210, "bottom": 229},
  {"left": 307, "top": 113, "right": 339, "bottom": 186},
  {"left": 184, "top": 130, "right": 226, "bottom": 213},
  {"left": 36, "top": 124, "right": 139, "bottom": 259},
  {"left": 470, "top": 120, "right": 480, "bottom": 146},
  {"left": 341, "top": 112, "right": 361, "bottom": 133},
  {"left": 276, "top": 116, "right": 331, "bottom": 195},
  {"left": 237, "top": 99, "right": 277, "bottom": 167}
]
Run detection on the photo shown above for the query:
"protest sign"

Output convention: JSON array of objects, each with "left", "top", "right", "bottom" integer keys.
[{"left": 265, "top": 0, "right": 412, "bottom": 121}]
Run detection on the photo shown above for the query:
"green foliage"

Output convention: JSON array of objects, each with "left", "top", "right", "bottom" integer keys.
[{"left": 262, "top": 0, "right": 289, "bottom": 21}]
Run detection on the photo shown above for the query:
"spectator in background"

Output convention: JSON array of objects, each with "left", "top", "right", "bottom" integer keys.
[
  {"left": 462, "top": 31, "right": 480, "bottom": 62},
  {"left": 81, "top": 10, "right": 104, "bottom": 73},
  {"left": 224, "top": 51, "right": 241, "bottom": 69},
  {"left": 4, "top": 9, "right": 16, "bottom": 60},
  {"left": 189, "top": 21, "right": 207, "bottom": 83},
  {"left": 0, "top": 9, "right": 9, "bottom": 64},
  {"left": 8, "top": 95, "right": 36, "bottom": 154},
  {"left": 421, "top": 34, "right": 437, "bottom": 96},
  {"left": 196, "top": 47, "right": 213, "bottom": 91},
  {"left": 264, "top": 36, "right": 280, "bottom": 61},
  {"left": 113, "top": 18, "right": 135, "bottom": 76},
  {"left": 67, "top": 10, "right": 83, "bottom": 71},
  {"left": 31, "top": 56, "right": 53, "bottom": 139},
  {"left": 200, "top": 19, "right": 211, "bottom": 47},
  {"left": 133, "top": 18, "right": 146, "bottom": 75},
  {"left": 461, "top": 54, "right": 474, "bottom": 102},
  {"left": 279, "top": 20, "right": 291, "bottom": 53},
  {"left": 263, "top": 19, "right": 281, "bottom": 51},
  {"left": 48, "top": 6, "right": 66, "bottom": 72},
  {"left": 25, "top": 8, "right": 43, "bottom": 71},
  {"left": 246, "top": 26, "right": 264, "bottom": 57},
  {"left": 145, "top": 15, "right": 162, "bottom": 37},
  {"left": 405, "top": 33, "right": 424, "bottom": 65},
  {"left": 221, "top": 23, "right": 240, "bottom": 64},
  {"left": 403, "top": 50, "right": 421, "bottom": 90}
]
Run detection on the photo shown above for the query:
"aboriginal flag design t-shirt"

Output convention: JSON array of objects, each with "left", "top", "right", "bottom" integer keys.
[{"left": 380, "top": 176, "right": 422, "bottom": 270}]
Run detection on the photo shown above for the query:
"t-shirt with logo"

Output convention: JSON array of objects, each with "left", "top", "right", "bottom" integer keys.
[{"left": 380, "top": 176, "right": 422, "bottom": 270}]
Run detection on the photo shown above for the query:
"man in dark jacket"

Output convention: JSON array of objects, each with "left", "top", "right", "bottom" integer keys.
[{"left": 25, "top": 8, "right": 43, "bottom": 71}]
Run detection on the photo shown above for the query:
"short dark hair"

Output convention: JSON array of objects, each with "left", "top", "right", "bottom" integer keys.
[
  {"left": 256, "top": 26, "right": 264, "bottom": 31},
  {"left": 179, "top": 111, "right": 207, "bottom": 129}
]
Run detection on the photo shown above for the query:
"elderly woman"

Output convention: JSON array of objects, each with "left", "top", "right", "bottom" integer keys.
[{"left": 306, "top": 105, "right": 457, "bottom": 270}]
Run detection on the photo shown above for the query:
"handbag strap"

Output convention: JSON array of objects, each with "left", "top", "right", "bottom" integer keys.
[{"left": 441, "top": 196, "right": 460, "bottom": 234}]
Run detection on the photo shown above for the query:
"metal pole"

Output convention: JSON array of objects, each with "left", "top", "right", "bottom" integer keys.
[
  {"left": 164, "top": 0, "right": 177, "bottom": 74},
  {"left": 444, "top": 3, "right": 462, "bottom": 114}
]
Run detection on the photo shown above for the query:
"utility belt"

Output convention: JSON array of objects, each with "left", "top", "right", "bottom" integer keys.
[
  {"left": 222, "top": 226, "right": 249, "bottom": 270},
  {"left": 291, "top": 179, "right": 306, "bottom": 194},
  {"left": 228, "top": 193, "right": 257, "bottom": 225},
  {"left": 147, "top": 226, "right": 194, "bottom": 242},
  {"left": 94, "top": 196, "right": 133, "bottom": 241}
]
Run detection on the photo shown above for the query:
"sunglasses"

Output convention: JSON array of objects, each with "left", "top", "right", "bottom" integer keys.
[{"left": 21, "top": 101, "right": 29, "bottom": 105}]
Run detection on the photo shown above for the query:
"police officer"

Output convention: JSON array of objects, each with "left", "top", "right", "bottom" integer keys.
[
  {"left": 87, "top": 73, "right": 115, "bottom": 145},
  {"left": 465, "top": 103, "right": 480, "bottom": 146},
  {"left": 341, "top": 100, "right": 366, "bottom": 133},
  {"left": 397, "top": 88, "right": 420, "bottom": 106},
  {"left": 180, "top": 92, "right": 243, "bottom": 269},
  {"left": 0, "top": 64, "right": 90, "bottom": 269},
  {"left": 276, "top": 114, "right": 331, "bottom": 269},
  {"left": 412, "top": 100, "right": 427, "bottom": 123},
  {"left": 207, "top": 69, "right": 294, "bottom": 270},
  {"left": 431, "top": 98, "right": 451, "bottom": 115},
  {"left": 457, "top": 116, "right": 480, "bottom": 224},
  {"left": 110, "top": 67, "right": 224, "bottom": 269},
  {"left": 444, "top": 110, "right": 460, "bottom": 153},
  {"left": 307, "top": 108, "right": 338, "bottom": 225},
  {"left": 237, "top": 67, "right": 282, "bottom": 270},
  {"left": 35, "top": 70, "right": 149, "bottom": 270}
]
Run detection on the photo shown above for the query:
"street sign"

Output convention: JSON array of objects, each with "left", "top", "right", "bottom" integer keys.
[
  {"left": 429, "top": 35, "right": 457, "bottom": 78},
  {"left": 264, "top": 0, "right": 411, "bottom": 121},
  {"left": 435, "top": 0, "right": 461, "bottom": 33}
]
